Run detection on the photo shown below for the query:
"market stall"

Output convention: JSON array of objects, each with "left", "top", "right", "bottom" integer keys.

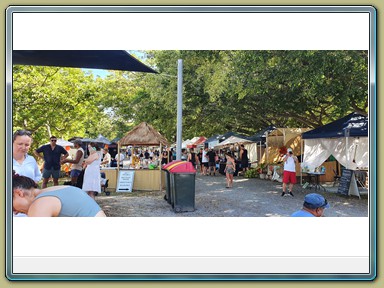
[
  {"left": 262, "top": 127, "right": 310, "bottom": 164},
  {"left": 301, "top": 112, "right": 368, "bottom": 196},
  {"left": 186, "top": 136, "right": 206, "bottom": 149},
  {"left": 100, "top": 122, "right": 169, "bottom": 192},
  {"left": 213, "top": 135, "right": 251, "bottom": 149},
  {"left": 247, "top": 126, "right": 276, "bottom": 167}
]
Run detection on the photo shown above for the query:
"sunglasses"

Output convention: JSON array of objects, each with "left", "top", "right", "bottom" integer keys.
[
  {"left": 13, "top": 130, "right": 32, "bottom": 142},
  {"left": 51, "top": 139, "right": 57, "bottom": 142},
  {"left": 13, "top": 130, "right": 32, "bottom": 137}
]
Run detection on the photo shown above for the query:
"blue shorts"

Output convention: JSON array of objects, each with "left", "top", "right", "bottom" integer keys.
[
  {"left": 42, "top": 168, "right": 60, "bottom": 179},
  {"left": 70, "top": 169, "right": 82, "bottom": 178}
]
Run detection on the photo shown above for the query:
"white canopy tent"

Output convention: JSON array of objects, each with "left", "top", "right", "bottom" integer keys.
[
  {"left": 301, "top": 137, "right": 368, "bottom": 172},
  {"left": 182, "top": 137, "right": 200, "bottom": 149},
  {"left": 243, "top": 142, "right": 259, "bottom": 167},
  {"left": 301, "top": 113, "right": 368, "bottom": 172},
  {"left": 213, "top": 135, "right": 251, "bottom": 149}
]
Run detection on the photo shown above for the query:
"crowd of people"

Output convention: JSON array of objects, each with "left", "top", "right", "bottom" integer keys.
[
  {"left": 12, "top": 130, "right": 106, "bottom": 217},
  {"left": 12, "top": 130, "right": 331, "bottom": 217}
]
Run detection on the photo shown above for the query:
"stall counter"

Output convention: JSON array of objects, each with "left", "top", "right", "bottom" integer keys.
[{"left": 100, "top": 167, "right": 165, "bottom": 192}]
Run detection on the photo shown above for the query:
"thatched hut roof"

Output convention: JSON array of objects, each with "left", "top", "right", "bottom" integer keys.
[{"left": 118, "top": 122, "right": 169, "bottom": 146}]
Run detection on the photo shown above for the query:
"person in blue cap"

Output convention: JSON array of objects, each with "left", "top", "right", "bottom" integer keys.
[{"left": 291, "top": 193, "right": 330, "bottom": 217}]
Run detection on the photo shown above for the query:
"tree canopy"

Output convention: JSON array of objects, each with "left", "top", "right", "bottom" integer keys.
[{"left": 12, "top": 50, "right": 368, "bottom": 147}]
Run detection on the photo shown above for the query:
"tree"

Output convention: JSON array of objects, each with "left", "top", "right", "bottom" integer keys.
[
  {"left": 13, "top": 50, "right": 368, "bottom": 147},
  {"left": 12, "top": 65, "right": 107, "bottom": 148}
]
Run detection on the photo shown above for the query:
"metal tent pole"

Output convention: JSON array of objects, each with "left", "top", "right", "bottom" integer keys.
[
  {"left": 300, "top": 138, "right": 303, "bottom": 185},
  {"left": 176, "top": 59, "right": 183, "bottom": 161}
]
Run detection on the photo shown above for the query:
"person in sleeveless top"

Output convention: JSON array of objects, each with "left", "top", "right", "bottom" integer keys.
[
  {"left": 12, "top": 171, "right": 106, "bottom": 217},
  {"left": 224, "top": 152, "right": 236, "bottom": 188},
  {"left": 161, "top": 150, "right": 168, "bottom": 165},
  {"left": 281, "top": 148, "right": 298, "bottom": 197},
  {"left": 239, "top": 144, "right": 249, "bottom": 175},
  {"left": 61, "top": 139, "right": 84, "bottom": 186},
  {"left": 82, "top": 142, "right": 102, "bottom": 199},
  {"left": 187, "top": 148, "right": 199, "bottom": 169}
]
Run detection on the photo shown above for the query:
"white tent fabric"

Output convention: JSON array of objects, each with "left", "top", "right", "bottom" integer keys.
[
  {"left": 244, "top": 142, "right": 258, "bottom": 166},
  {"left": 182, "top": 137, "right": 199, "bottom": 148},
  {"left": 207, "top": 139, "right": 219, "bottom": 148},
  {"left": 302, "top": 137, "right": 368, "bottom": 172},
  {"left": 214, "top": 136, "right": 251, "bottom": 148}
]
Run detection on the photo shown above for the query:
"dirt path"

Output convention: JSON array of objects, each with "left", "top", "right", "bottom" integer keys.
[{"left": 96, "top": 174, "right": 369, "bottom": 217}]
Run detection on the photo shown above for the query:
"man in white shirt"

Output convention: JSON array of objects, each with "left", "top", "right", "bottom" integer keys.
[
  {"left": 201, "top": 147, "right": 209, "bottom": 175},
  {"left": 281, "top": 148, "right": 298, "bottom": 197},
  {"left": 101, "top": 148, "right": 111, "bottom": 167},
  {"left": 115, "top": 152, "right": 125, "bottom": 168}
]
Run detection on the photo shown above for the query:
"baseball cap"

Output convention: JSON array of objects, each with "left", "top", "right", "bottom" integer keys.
[
  {"left": 303, "top": 193, "right": 330, "bottom": 209},
  {"left": 287, "top": 148, "right": 293, "bottom": 153}
]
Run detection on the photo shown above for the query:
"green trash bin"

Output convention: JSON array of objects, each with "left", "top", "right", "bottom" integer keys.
[
  {"left": 169, "top": 161, "right": 196, "bottom": 213},
  {"left": 162, "top": 160, "right": 183, "bottom": 205}
]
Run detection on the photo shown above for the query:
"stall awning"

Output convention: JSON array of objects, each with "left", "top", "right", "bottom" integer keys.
[
  {"left": 302, "top": 112, "right": 368, "bottom": 139},
  {"left": 118, "top": 122, "right": 169, "bottom": 146},
  {"left": 13, "top": 50, "right": 158, "bottom": 73}
]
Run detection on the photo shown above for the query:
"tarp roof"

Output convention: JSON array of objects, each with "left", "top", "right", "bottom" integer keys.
[
  {"left": 205, "top": 134, "right": 220, "bottom": 143},
  {"left": 13, "top": 50, "right": 158, "bottom": 73},
  {"left": 302, "top": 112, "right": 368, "bottom": 139},
  {"left": 193, "top": 136, "right": 207, "bottom": 146},
  {"left": 93, "top": 134, "right": 111, "bottom": 145},
  {"left": 248, "top": 126, "right": 276, "bottom": 142},
  {"left": 217, "top": 131, "right": 240, "bottom": 143},
  {"left": 182, "top": 138, "right": 198, "bottom": 148},
  {"left": 206, "top": 132, "right": 247, "bottom": 144},
  {"left": 118, "top": 122, "right": 169, "bottom": 146},
  {"left": 214, "top": 135, "right": 251, "bottom": 148}
]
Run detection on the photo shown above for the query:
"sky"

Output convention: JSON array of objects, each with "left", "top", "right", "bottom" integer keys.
[
  {"left": 85, "top": 68, "right": 110, "bottom": 78},
  {"left": 83, "top": 50, "right": 147, "bottom": 78}
]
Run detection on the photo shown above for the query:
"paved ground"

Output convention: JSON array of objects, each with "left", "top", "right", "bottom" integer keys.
[{"left": 96, "top": 173, "right": 369, "bottom": 217}]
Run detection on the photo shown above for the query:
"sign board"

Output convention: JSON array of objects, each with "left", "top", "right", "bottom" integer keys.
[
  {"left": 116, "top": 170, "right": 135, "bottom": 192},
  {"left": 337, "top": 169, "right": 354, "bottom": 196}
]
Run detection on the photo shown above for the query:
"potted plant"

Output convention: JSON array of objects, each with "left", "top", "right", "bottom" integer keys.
[{"left": 257, "top": 163, "right": 267, "bottom": 179}]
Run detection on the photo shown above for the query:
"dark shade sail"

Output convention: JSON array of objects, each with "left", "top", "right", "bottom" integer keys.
[
  {"left": 248, "top": 126, "right": 276, "bottom": 143},
  {"left": 302, "top": 112, "right": 368, "bottom": 139},
  {"left": 13, "top": 50, "right": 157, "bottom": 73}
]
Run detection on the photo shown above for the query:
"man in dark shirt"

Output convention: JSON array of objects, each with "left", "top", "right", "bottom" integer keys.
[
  {"left": 206, "top": 149, "right": 217, "bottom": 176},
  {"left": 34, "top": 136, "right": 68, "bottom": 188}
]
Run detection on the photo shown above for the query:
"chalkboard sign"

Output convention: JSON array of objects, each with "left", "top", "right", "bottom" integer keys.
[
  {"left": 337, "top": 169, "right": 354, "bottom": 196},
  {"left": 116, "top": 170, "right": 135, "bottom": 192}
]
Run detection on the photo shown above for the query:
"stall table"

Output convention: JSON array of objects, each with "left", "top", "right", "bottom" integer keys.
[
  {"left": 305, "top": 172, "right": 327, "bottom": 192},
  {"left": 100, "top": 167, "right": 165, "bottom": 192}
]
